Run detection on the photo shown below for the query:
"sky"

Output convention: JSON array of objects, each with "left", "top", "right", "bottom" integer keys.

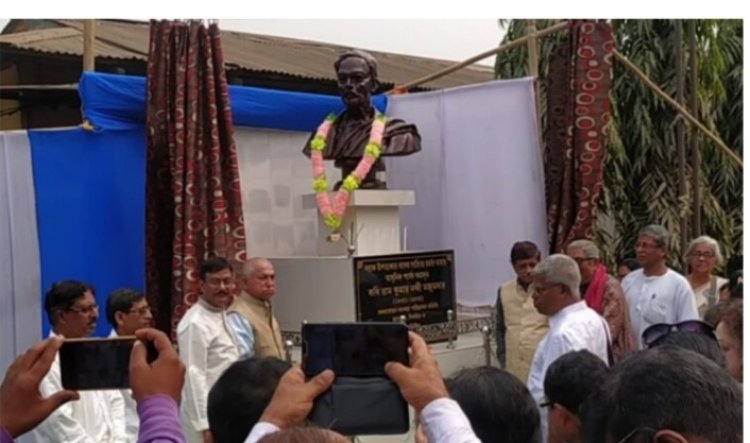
[
  {"left": 0, "top": 18, "right": 504, "bottom": 67},
  {"left": 220, "top": 20, "right": 504, "bottom": 66}
]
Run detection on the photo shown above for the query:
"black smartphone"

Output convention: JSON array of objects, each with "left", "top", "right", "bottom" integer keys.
[
  {"left": 302, "top": 322, "right": 409, "bottom": 377},
  {"left": 59, "top": 336, "right": 158, "bottom": 390}
]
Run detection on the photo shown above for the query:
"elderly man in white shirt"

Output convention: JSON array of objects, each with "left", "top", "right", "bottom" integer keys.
[
  {"left": 105, "top": 288, "right": 154, "bottom": 442},
  {"left": 622, "top": 225, "right": 699, "bottom": 349},
  {"left": 31, "top": 280, "right": 127, "bottom": 443},
  {"left": 178, "top": 257, "right": 253, "bottom": 443},
  {"left": 526, "top": 254, "right": 610, "bottom": 443}
]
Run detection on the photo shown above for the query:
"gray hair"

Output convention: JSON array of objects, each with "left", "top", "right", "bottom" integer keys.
[
  {"left": 334, "top": 49, "right": 379, "bottom": 80},
  {"left": 684, "top": 235, "right": 724, "bottom": 264},
  {"left": 638, "top": 224, "right": 670, "bottom": 248},
  {"left": 241, "top": 257, "right": 273, "bottom": 277},
  {"left": 533, "top": 254, "right": 581, "bottom": 299},
  {"left": 566, "top": 239, "right": 600, "bottom": 259}
]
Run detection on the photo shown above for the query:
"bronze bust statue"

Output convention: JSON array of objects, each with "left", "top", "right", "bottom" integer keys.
[{"left": 303, "top": 49, "right": 422, "bottom": 189}]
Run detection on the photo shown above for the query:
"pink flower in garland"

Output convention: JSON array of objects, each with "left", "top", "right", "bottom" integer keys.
[
  {"left": 311, "top": 151, "right": 325, "bottom": 177},
  {"left": 310, "top": 112, "right": 387, "bottom": 234}
]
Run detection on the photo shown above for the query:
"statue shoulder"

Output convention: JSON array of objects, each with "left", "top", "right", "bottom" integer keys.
[{"left": 384, "top": 117, "right": 421, "bottom": 138}]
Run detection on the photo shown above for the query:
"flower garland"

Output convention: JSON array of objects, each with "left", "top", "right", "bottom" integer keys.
[{"left": 310, "top": 112, "right": 386, "bottom": 232}]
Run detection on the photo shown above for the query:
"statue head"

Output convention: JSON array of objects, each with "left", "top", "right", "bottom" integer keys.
[{"left": 334, "top": 49, "right": 380, "bottom": 111}]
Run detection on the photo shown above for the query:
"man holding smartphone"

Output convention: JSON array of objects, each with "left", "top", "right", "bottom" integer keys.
[
  {"left": 177, "top": 257, "right": 250, "bottom": 443},
  {"left": 106, "top": 288, "right": 154, "bottom": 442},
  {"left": 30, "top": 280, "right": 127, "bottom": 443}
]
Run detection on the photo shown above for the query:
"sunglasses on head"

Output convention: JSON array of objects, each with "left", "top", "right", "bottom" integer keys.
[{"left": 642, "top": 320, "right": 715, "bottom": 348}]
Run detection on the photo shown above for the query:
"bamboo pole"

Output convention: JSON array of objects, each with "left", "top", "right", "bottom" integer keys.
[
  {"left": 688, "top": 20, "right": 702, "bottom": 236},
  {"left": 527, "top": 20, "right": 544, "bottom": 156},
  {"left": 675, "top": 20, "right": 688, "bottom": 259},
  {"left": 83, "top": 20, "right": 96, "bottom": 71},
  {"left": 613, "top": 49, "right": 742, "bottom": 167},
  {"left": 389, "top": 21, "right": 569, "bottom": 93}
]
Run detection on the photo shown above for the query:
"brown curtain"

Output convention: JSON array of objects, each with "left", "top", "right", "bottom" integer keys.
[
  {"left": 545, "top": 20, "right": 614, "bottom": 253},
  {"left": 145, "top": 20, "right": 247, "bottom": 336}
]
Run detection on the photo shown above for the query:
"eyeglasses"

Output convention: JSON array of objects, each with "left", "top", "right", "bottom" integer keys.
[
  {"left": 127, "top": 307, "right": 152, "bottom": 315},
  {"left": 206, "top": 278, "right": 234, "bottom": 288},
  {"left": 690, "top": 251, "right": 716, "bottom": 259},
  {"left": 642, "top": 320, "right": 716, "bottom": 348},
  {"left": 66, "top": 305, "right": 99, "bottom": 315},
  {"left": 617, "top": 427, "right": 656, "bottom": 443}
]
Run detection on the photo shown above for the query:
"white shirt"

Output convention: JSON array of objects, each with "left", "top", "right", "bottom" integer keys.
[
  {"left": 622, "top": 268, "right": 699, "bottom": 349},
  {"left": 177, "top": 298, "right": 242, "bottom": 441},
  {"left": 527, "top": 301, "right": 609, "bottom": 443},
  {"left": 30, "top": 333, "right": 127, "bottom": 443},
  {"left": 108, "top": 329, "right": 139, "bottom": 442},
  {"left": 242, "top": 398, "right": 480, "bottom": 443}
]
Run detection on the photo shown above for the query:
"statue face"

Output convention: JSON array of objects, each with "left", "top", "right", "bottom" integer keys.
[{"left": 336, "top": 56, "right": 375, "bottom": 109}]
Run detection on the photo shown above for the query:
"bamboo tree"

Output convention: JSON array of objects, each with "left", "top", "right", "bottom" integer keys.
[{"left": 495, "top": 19, "right": 743, "bottom": 271}]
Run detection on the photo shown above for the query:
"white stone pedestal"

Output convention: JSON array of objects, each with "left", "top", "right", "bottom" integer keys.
[{"left": 302, "top": 190, "right": 415, "bottom": 257}]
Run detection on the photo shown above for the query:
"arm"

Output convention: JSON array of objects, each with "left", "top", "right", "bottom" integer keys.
[
  {"left": 495, "top": 287, "right": 507, "bottom": 368},
  {"left": 243, "top": 367, "right": 334, "bottom": 443},
  {"left": 386, "top": 332, "right": 481, "bottom": 443},
  {"left": 420, "top": 398, "right": 481, "bottom": 443},
  {"left": 130, "top": 328, "right": 186, "bottom": 443},
  {"left": 226, "top": 311, "right": 255, "bottom": 359},
  {"left": 136, "top": 396, "right": 185, "bottom": 443},
  {"left": 178, "top": 322, "right": 213, "bottom": 433}
]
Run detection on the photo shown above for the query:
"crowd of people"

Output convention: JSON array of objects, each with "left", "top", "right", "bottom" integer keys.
[{"left": 0, "top": 222, "right": 743, "bottom": 443}]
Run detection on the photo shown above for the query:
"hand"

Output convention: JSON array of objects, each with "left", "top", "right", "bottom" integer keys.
[
  {"left": 130, "top": 328, "right": 185, "bottom": 404},
  {"left": 0, "top": 336, "right": 79, "bottom": 437},
  {"left": 259, "top": 366, "right": 335, "bottom": 429},
  {"left": 384, "top": 331, "right": 449, "bottom": 412}
]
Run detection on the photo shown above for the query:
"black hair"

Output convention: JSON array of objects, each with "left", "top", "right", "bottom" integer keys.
[
  {"left": 208, "top": 357, "right": 291, "bottom": 443},
  {"left": 544, "top": 350, "right": 608, "bottom": 415},
  {"left": 510, "top": 241, "right": 541, "bottom": 265},
  {"left": 44, "top": 280, "right": 95, "bottom": 326},
  {"left": 200, "top": 256, "right": 233, "bottom": 281},
  {"left": 446, "top": 366, "right": 540, "bottom": 443},
  {"left": 105, "top": 287, "right": 145, "bottom": 327},
  {"left": 600, "top": 347, "right": 742, "bottom": 443},
  {"left": 653, "top": 331, "right": 725, "bottom": 367},
  {"left": 618, "top": 258, "right": 641, "bottom": 272}
]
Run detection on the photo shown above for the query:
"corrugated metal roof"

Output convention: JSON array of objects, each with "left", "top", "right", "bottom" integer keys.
[{"left": 0, "top": 19, "right": 495, "bottom": 90}]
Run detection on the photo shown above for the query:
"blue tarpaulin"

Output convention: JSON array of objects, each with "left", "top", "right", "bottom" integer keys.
[{"left": 79, "top": 71, "right": 388, "bottom": 132}]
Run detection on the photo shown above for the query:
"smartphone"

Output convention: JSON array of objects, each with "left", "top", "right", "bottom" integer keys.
[
  {"left": 59, "top": 336, "right": 158, "bottom": 390},
  {"left": 302, "top": 322, "right": 409, "bottom": 377}
]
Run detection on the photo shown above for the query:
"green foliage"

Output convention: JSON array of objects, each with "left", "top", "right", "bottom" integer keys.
[{"left": 495, "top": 19, "right": 743, "bottom": 272}]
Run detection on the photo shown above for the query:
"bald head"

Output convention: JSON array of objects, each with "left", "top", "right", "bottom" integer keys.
[{"left": 242, "top": 257, "right": 276, "bottom": 301}]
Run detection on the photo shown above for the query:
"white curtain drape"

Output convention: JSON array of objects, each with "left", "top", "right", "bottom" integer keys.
[
  {"left": 0, "top": 131, "right": 42, "bottom": 375},
  {"left": 386, "top": 78, "right": 549, "bottom": 306}
]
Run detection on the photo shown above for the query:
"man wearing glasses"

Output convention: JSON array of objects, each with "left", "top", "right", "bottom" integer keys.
[
  {"left": 526, "top": 254, "right": 610, "bottom": 443},
  {"left": 178, "top": 257, "right": 251, "bottom": 443},
  {"left": 106, "top": 288, "right": 154, "bottom": 441},
  {"left": 621, "top": 225, "right": 698, "bottom": 349},
  {"left": 31, "top": 280, "right": 126, "bottom": 442}
]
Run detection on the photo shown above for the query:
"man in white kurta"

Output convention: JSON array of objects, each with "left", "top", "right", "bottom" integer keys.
[
  {"left": 177, "top": 257, "right": 250, "bottom": 443},
  {"left": 526, "top": 255, "right": 609, "bottom": 443},
  {"left": 31, "top": 280, "right": 126, "bottom": 443},
  {"left": 622, "top": 225, "right": 698, "bottom": 349},
  {"left": 106, "top": 288, "right": 155, "bottom": 442}
]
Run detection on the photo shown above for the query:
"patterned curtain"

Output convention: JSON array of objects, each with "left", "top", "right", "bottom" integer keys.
[
  {"left": 545, "top": 20, "right": 614, "bottom": 253},
  {"left": 145, "top": 20, "right": 247, "bottom": 336}
]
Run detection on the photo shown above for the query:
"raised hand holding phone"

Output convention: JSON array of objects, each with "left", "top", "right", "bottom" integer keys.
[
  {"left": 0, "top": 337, "right": 79, "bottom": 438},
  {"left": 129, "top": 328, "right": 185, "bottom": 404}
]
